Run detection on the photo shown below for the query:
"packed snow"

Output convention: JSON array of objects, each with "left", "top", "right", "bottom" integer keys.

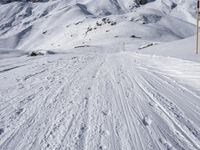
[{"left": 0, "top": 0, "right": 200, "bottom": 150}]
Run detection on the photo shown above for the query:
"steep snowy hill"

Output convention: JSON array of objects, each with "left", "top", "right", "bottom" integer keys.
[{"left": 1, "top": 0, "right": 200, "bottom": 150}]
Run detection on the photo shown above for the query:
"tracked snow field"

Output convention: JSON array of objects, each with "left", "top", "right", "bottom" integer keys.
[{"left": 0, "top": 50, "right": 200, "bottom": 150}]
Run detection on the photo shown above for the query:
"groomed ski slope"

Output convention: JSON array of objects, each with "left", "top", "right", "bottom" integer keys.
[
  {"left": 1, "top": 0, "right": 200, "bottom": 149},
  {"left": 0, "top": 49, "right": 200, "bottom": 150}
]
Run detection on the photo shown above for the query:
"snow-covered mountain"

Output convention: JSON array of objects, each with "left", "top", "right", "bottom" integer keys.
[
  {"left": 1, "top": 1, "right": 200, "bottom": 150},
  {"left": 0, "top": 0, "right": 197, "bottom": 50}
]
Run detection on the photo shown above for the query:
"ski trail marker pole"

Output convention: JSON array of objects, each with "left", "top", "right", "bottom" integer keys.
[{"left": 196, "top": 0, "right": 199, "bottom": 55}]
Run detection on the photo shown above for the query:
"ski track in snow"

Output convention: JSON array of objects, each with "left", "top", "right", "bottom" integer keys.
[{"left": 0, "top": 51, "right": 200, "bottom": 150}]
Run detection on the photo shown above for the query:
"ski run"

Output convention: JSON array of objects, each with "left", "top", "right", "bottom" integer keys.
[
  {"left": 0, "top": 49, "right": 200, "bottom": 150},
  {"left": 1, "top": 0, "right": 200, "bottom": 149}
]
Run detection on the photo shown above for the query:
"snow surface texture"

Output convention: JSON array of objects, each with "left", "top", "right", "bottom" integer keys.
[{"left": 0, "top": 0, "right": 200, "bottom": 150}]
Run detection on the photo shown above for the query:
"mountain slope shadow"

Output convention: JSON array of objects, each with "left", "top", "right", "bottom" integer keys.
[{"left": 76, "top": 3, "right": 93, "bottom": 16}]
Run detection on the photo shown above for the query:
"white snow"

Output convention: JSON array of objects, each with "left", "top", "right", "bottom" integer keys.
[
  {"left": 0, "top": 0, "right": 200, "bottom": 150},
  {"left": 143, "top": 115, "right": 152, "bottom": 126}
]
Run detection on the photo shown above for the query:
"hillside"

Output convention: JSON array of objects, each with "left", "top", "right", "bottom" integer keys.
[
  {"left": 0, "top": 0, "right": 197, "bottom": 50},
  {"left": 0, "top": 0, "right": 200, "bottom": 150}
]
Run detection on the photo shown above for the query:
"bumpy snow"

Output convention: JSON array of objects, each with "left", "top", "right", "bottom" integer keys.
[{"left": 0, "top": 0, "right": 200, "bottom": 150}]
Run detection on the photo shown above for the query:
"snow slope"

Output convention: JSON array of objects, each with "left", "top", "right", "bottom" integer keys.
[
  {"left": 141, "top": 35, "right": 200, "bottom": 62},
  {"left": 0, "top": 50, "right": 200, "bottom": 150},
  {"left": 0, "top": 0, "right": 197, "bottom": 50},
  {"left": 0, "top": 0, "right": 200, "bottom": 150}
]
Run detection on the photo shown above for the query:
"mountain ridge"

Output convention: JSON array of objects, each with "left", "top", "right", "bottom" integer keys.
[{"left": 0, "top": 0, "right": 197, "bottom": 50}]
